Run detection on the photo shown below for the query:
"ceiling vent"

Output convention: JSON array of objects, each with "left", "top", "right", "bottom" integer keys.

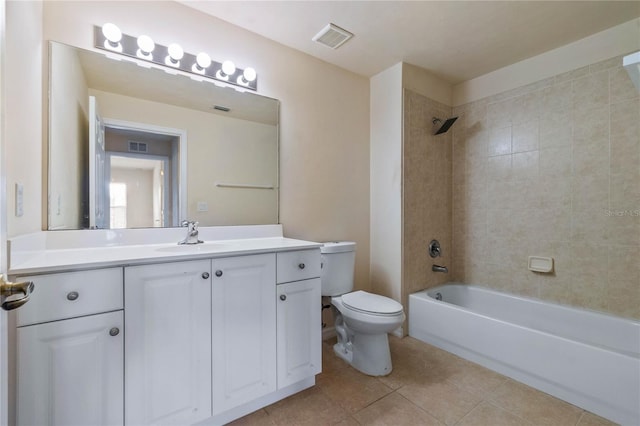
[
  {"left": 312, "top": 23, "right": 353, "bottom": 49},
  {"left": 128, "top": 141, "right": 148, "bottom": 153}
]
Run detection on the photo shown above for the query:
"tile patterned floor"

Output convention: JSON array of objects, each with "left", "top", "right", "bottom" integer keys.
[{"left": 230, "top": 336, "right": 617, "bottom": 426}]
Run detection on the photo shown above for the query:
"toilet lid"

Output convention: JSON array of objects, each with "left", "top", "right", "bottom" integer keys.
[{"left": 341, "top": 291, "right": 403, "bottom": 315}]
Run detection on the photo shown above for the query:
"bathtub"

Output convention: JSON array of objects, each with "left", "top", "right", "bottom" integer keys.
[{"left": 409, "top": 284, "right": 640, "bottom": 425}]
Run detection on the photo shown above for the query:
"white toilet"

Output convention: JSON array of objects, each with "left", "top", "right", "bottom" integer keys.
[{"left": 321, "top": 242, "right": 405, "bottom": 376}]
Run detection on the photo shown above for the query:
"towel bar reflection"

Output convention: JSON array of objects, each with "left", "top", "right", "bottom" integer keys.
[{"left": 215, "top": 182, "right": 275, "bottom": 190}]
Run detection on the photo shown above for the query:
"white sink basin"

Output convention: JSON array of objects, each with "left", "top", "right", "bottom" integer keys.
[{"left": 155, "top": 243, "right": 230, "bottom": 253}]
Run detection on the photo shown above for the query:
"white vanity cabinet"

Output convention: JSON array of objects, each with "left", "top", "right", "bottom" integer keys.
[
  {"left": 15, "top": 268, "right": 124, "bottom": 426},
  {"left": 275, "top": 251, "right": 322, "bottom": 389},
  {"left": 211, "top": 253, "right": 277, "bottom": 415},
  {"left": 9, "top": 229, "right": 323, "bottom": 426},
  {"left": 124, "top": 260, "right": 212, "bottom": 426}
]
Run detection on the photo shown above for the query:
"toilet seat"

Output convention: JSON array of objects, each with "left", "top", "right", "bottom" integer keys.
[{"left": 341, "top": 291, "right": 403, "bottom": 316}]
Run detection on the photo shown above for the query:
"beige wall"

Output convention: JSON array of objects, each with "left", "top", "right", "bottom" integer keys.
[
  {"left": 111, "top": 167, "right": 155, "bottom": 229},
  {"left": 93, "top": 89, "right": 278, "bottom": 226},
  {"left": 451, "top": 54, "right": 640, "bottom": 319},
  {"left": 5, "top": 1, "right": 43, "bottom": 237},
  {"left": 48, "top": 43, "right": 88, "bottom": 230},
  {"left": 4, "top": 0, "right": 371, "bottom": 290}
]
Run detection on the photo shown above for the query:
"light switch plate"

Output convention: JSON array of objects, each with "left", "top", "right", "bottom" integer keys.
[
  {"left": 15, "top": 183, "right": 24, "bottom": 217},
  {"left": 197, "top": 201, "right": 208, "bottom": 212}
]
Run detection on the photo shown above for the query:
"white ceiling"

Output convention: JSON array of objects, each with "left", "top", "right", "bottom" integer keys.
[{"left": 179, "top": 1, "right": 640, "bottom": 84}]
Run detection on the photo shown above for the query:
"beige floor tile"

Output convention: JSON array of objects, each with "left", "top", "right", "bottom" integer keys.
[
  {"left": 227, "top": 409, "right": 276, "bottom": 426},
  {"left": 320, "top": 339, "right": 350, "bottom": 377},
  {"left": 488, "top": 380, "right": 583, "bottom": 425},
  {"left": 352, "top": 392, "right": 443, "bottom": 426},
  {"left": 456, "top": 401, "right": 532, "bottom": 426},
  {"left": 444, "top": 357, "right": 508, "bottom": 396},
  {"left": 576, "top": 411, "right": 618, "bottom": 426},
  {"left": 397, "top": 380, "right": 483, "bottom": 425},
  {"left": 264, "top": 386, "right": 350, "bottom": 425},
  {"left": 316, "top": 366, "right": 394, "bottom": 414},
  {"left": 332, "top": 416, "right": 361, "bottom": 426},
  {"left": 379, "top": 336, "right": 468, "bottom": 390}
]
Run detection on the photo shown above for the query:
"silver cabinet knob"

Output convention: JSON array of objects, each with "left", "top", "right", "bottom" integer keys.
[
  {"left": 215, "top": 270, "right": 223, "bottom": 277},
  {"left": 202, "top": 272, "right": 210, "bottom": 279},
  {"left": 280, "top": 294, "right": 287, "bottom": 301},
  {"left": 298, "top": 263, "right": 305, "bottom": 269},
  {"left": 67, "top": 291, "right": 79, "bottom": 301},
  {"left": 109, "top": 327, "right": 120, "bottom": 337}
]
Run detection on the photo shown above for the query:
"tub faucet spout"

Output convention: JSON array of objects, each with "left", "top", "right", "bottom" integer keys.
[{"left": 432, "top": 264, "right": 448, "bottom": 273}]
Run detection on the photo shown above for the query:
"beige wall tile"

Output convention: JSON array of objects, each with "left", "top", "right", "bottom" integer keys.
[
  {"left": 610, "top": 66, "right": 640, "bottom": 104},
  {"left": 512, "top": 120, "right": 539, "bottom": 153},
  {"left": 555, "top": 66, "right": 589, "bottom": 84},
  {"left": 539, "top": 108, "right": 572, "bottom": 149},
  {"left": 589, "top": 55, "right": 624, "bottom": 73},
  {"left": 489, "top": 126, "right": 512, "bottom": 156},
  {"left": 540, "top": 81, "right": 572, "bottom": 112},
  {"left": 451, "top": 55, "right": 639, "bottom": 318},
  {"left": 572, "top": 71, "right": 609, "bottom": 112}
]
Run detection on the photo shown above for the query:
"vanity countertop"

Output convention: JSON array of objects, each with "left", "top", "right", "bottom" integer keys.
[{"left": 8, "top": 226, "right": 322, "bottom": 275}]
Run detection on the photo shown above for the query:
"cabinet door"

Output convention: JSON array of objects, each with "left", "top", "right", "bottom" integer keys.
[
  {"left": 17, "top": 311, "right": 123, "bottom": 426},
  {"left": 212, "top": 253, "right": 276, "bottom": 415},
  {"left": 276, "top": 278, "right": 322, "bottom": 388},
  {"left": 125, "top": 260, "right": 211, "bottom": 425}
]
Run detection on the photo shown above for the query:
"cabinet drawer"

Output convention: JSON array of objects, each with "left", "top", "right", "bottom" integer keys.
[
  {"left": 276, "top": 249, "right": 321, "bottom": 284},
  {"left": 16, "top": 268, "right": 123, "bottom": 327}
]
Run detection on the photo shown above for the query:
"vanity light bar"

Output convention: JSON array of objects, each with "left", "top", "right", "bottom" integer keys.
[{"left": 94, "top": 24, "right": 258, "bottom": 91}]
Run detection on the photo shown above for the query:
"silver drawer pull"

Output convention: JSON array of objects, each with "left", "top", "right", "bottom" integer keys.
[
  {"left": 109, "top": 327, "right": 120, "bottom": 337},
  {"left": 66, "top": 291, "right": 79, "bottom": 301},
  {"left": 298, "top": 263, "right": 305, "bottom": 270}
]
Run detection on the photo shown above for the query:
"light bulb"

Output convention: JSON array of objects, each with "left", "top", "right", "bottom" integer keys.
[
  {"left": 196, "top": 52, "right": 211, "bottom": 69},
  {"left": 221, "top": 60, "right": 236, "bottom": 76},
  {"left": 137, "top": 35, "right": 155, "bottom": 54},
  {"left": 102, "top": 23, "right": 122, "bottom": 52},
  {"left": 243, "top": 67, "right": 257, "bottom": 82},
  {"left": 165, "top": 43, "right": 184, "bottom": 66},
  {"left": 102, "top": 23, "right": 122, "bottom": 43},
  {"left": 237, "top": 67, "right": 257, "bottom": 86}
]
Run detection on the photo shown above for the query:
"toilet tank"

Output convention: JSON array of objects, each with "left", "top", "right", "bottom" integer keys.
[{"left": 320, "top": 242, "right": 356, "bottom": 296}]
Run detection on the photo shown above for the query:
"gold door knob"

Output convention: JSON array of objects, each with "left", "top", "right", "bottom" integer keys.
[{"left": 0, "top": 274, "right": 35, "bottom": 311}]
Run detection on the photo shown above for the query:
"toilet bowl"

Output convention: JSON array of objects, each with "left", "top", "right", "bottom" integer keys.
[{"left": 321, "top": 242, "right": 405, "bottom": 376}]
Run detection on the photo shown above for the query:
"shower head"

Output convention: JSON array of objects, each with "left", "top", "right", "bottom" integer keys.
[{"left": 432, "top": 116, "right": 458, "bottom": 135}]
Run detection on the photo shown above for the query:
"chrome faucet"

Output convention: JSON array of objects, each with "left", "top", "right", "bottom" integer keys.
[
  {"left": 179, "top": 220, "right": 203, "bottom": 245},
  {"left": 432, "top": 265, "right": 448, "bottom": 273}
]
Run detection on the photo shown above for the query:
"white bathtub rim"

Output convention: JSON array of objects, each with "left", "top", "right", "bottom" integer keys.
[
  {"left": 423, "top": 282, "right": 640, "bottom": 325},
  {"left": 414, "top": 283, "right": 640, "bottom": 359}
]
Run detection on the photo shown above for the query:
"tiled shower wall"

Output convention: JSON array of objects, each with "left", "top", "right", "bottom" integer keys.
[
  {"left": 451, "top": 54, "right": 640, "bottom": 319},
  {"left": 402, "top": 90, "right": 453, "bottom": 311}
]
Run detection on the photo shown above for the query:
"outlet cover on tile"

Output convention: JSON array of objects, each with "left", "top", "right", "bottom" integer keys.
[{"left": 197, "top": 201, "right": 208, "bottom": 212}]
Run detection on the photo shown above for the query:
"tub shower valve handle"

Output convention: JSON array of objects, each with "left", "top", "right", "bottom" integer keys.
[{"left": 428, "top": 240, "right": 441, "bottom": 258}]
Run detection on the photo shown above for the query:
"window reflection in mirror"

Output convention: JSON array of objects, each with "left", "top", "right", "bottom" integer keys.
[{"left": 48, "top": 41, "right": 279, "bottom": 230}]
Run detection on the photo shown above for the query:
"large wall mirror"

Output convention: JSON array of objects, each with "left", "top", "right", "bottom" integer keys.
[{"left": 48, "top": 41, "right": 279, "bottom": 230}]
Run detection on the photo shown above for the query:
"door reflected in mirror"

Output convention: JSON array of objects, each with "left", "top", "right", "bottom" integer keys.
[{"left": 48, "top": 41, "right": 279, "bottom": 230}]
